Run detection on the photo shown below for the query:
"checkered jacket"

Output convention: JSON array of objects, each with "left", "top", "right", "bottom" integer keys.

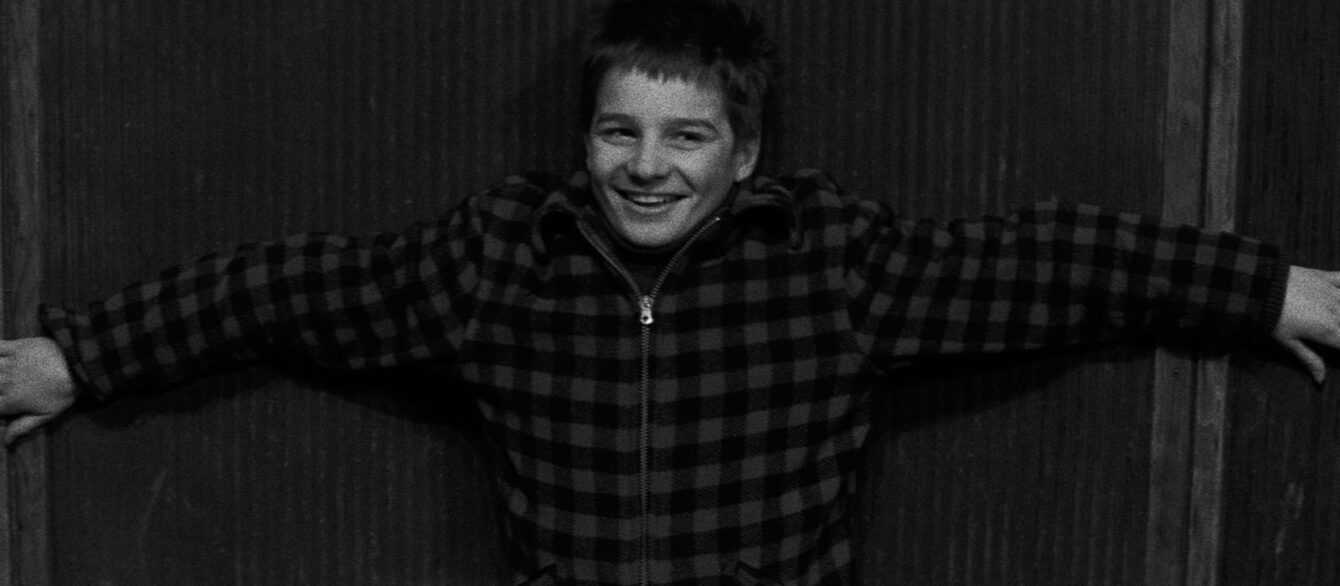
[{"left": 41, "top": 170, "right": 1287, "bottom": 586}]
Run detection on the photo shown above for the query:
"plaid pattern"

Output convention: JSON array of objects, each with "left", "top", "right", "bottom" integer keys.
[{"left": 42, "top": 170, "right": 1288, "bottom": 585}]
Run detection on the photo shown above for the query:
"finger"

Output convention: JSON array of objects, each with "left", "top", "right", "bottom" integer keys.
[
  {"left": 1283, "top": 339, "right": 1327, "bottom": 385},
  {"left": 4, "top": 413, "right": 54, "bottom": 447}
]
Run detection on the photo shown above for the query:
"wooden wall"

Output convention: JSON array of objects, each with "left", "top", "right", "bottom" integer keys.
[
  {"left": 1222, "top": 0, "right": 1340, "bottom": 583},
  {"left": 1, "top": 0, "right": 1332, "bottom": 584}
]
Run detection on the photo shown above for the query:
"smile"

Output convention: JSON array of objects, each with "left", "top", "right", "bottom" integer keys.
[{"left": 618, "top": 190, "right": 687, "bottom": 208}]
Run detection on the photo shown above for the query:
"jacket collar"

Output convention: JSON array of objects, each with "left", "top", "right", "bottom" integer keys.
[{"left": 532, "top": 171, "right": 801, "bottom": 254}]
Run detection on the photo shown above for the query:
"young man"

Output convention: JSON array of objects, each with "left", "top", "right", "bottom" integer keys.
[{"left": 2, "top": 0, "right": 1339, "bottom": 584}]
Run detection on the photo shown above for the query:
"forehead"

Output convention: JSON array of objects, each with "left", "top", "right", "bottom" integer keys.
[{"left": 594, "top": 68, "right": 728, "bottom": 123}]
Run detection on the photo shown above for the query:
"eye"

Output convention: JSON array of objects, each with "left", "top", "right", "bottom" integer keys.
[
  {"left": 595, "top": 126, "right": 637, "bottom": 145},
  {"left": 669, "top": 130, "right": 711, "bottom": 148}
]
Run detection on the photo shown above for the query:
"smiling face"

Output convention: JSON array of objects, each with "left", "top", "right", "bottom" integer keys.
[{"left": 585, "top": 68, "right": 759, "bottom": 249}]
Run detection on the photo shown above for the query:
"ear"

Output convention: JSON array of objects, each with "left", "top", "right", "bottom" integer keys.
[{"left": 733, "top": 138, "right": 760, "bottom": 181}]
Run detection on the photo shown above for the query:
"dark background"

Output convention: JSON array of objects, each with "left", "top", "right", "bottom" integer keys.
[{"left": 2, "top": 0, "right": 1337, "bottom": 584}]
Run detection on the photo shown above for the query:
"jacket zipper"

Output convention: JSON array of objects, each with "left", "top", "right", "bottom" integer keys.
[{"left": 578, "top": 216, "right": 722, "bottom": 586}]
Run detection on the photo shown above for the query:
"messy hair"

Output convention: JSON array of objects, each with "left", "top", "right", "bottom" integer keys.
[{"left": 580, "top": 0, "right": 778, "bottom": 144}]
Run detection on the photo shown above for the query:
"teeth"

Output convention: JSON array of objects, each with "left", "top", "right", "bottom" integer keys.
[{"left": 624, "top": 193, "right": 677, "bottom": 206}]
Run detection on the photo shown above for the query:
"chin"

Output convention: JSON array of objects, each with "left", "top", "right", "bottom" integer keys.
[
  {"left": 608, "top": 206, "right": 697, "bottom": 249},
  {"left": 619, "top": 226, "right": 680, "bottom": 248}
]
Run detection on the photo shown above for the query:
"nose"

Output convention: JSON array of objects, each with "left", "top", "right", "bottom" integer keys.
[{"left": 628, "top": 139, "right": 669, "bottom": 182}]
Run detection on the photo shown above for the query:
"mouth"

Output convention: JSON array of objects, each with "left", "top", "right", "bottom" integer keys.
[{"left": 616, "top": 189, "right": 688, "bottom": 210}]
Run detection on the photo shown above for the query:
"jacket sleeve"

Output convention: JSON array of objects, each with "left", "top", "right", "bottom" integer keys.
[
  {"left": 39, "top": 197, "right": 487, "bottom": 402},
  {"left": 844, "top": 198, "right": 1289, "bottom": 363}
]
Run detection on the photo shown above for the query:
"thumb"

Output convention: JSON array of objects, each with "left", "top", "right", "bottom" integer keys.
[
  {"left": 1283, "top": 339, "right": 1327, "bottom": 386},
  {"left": 5, "top": 413, "right": 56, "bottom": 447}
]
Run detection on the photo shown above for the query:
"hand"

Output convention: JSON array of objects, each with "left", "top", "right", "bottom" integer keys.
[
  {"left": 1273, "top": 266, "right": 1340, "bottom": 384},
  {"left": 0, "top": 337, "right": 77, "bottom": 446}
]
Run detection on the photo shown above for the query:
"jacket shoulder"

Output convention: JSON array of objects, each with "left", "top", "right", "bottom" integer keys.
[{"left": 467, "top": 172, "right": 566, "bottom": 222}]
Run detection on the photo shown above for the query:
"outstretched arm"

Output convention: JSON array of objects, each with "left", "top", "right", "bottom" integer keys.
[
  {"left": 832, "top": 182, "right": 1334, "bottom": 376},
  {"left": 1274, "top": 266, "right": 1340, "bottom": 384},
  {"left": 0, "top": 230, "right": 470, "bottom": 447},
  {"left": 0, "top": 188, "right": 503, "bottom": 446},
  {"left": 845, "top": 198, "right": 1289, "bottom": 363}
]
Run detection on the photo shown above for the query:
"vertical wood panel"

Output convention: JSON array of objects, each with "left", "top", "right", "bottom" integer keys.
[
  {"left": 849, "top": 1, "right": 1171, "bottom": 584},
  {"left": 763, "top": 0, "right": 1167, "bottom": 218},
  {"left": 1, "top": 0, "right": 14, "bottom": 573},
  {"left": 1187, "top": 2, "right": 1244, "bottom": 584},
  {"left": 2, "top": 0, "right": 51, "bottom": 584},
  {"left": 1225, "top": 0, "right": 1340, "bottom": 583},
  {"left": 1148, "top": 0, "right": 1209, "bottom": 584}
]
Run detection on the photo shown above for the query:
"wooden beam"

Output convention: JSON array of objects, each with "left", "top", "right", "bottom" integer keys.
[
  {"left": 1147, "top": 0, "right": 1207, "bottom": 583},
  {"left": 1148, "top": 0, "right": 1243, "bottom": 584},
  {"left": 1188, "top": 0, "right": 1244, "bottom": 584},
  {"left": 1, "top": 0, "right": 51, "bottom": 584}
]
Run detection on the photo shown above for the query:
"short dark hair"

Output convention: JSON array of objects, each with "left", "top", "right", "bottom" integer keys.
[{"left": 580, "top": 0, "right": 777, "bottom": 144}]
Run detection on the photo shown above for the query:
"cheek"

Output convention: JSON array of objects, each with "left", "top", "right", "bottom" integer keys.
[
  {"left": 687, "top": 151, "right": 740, "bottom": 192},
  {"left": 585, "top": 143, "right": 620, "bottom": 180}
]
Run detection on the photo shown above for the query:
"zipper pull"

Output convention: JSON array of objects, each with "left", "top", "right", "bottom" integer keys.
[{"left": 639, "top": 296, "right": 654, "bottom": 325}]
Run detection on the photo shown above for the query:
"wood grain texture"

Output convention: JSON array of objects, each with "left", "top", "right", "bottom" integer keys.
[
  {"left": 1187, "top": 2, "right": 1244, "bottom": 585},
  {"left": 843, "top": 1, "right": 1171, "bottom": 584},
  {"left": 2, "top": 0, "right": 51, "bottom": 584},
  {"left": 861, "top": 349, "right": 1158, "bottom": 585},
  {"left": 1149, "top": 0, "right": 1214, "bottom": 584},
  {"left": 1224, "top": 0, "right": 1340, "bottom": 583}
]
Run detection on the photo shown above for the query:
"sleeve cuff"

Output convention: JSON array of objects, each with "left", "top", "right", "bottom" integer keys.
[
  {"left": 1258, "top": 257, "right": 1290, "bottom": 336},
  {"left": 38, "top": 304, "right": 116, "bottom": 403}
]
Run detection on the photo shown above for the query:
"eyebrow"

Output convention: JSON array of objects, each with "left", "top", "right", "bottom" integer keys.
[{"left": 591, "top": 113, "right": 722, "bottom": 132}]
